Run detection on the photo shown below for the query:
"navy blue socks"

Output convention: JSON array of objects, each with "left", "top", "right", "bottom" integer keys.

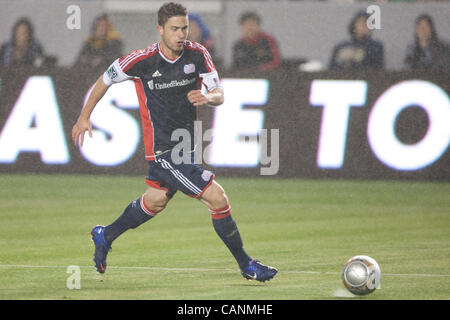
[
  {"left": 104, "top": 196, "right": 156, "bottom": 244},
  {"left": 103, "top": 197, "right": 251, "bottom": 270},
  {"left": 210, "top": 205, "right": 252, "bottom": 270}
]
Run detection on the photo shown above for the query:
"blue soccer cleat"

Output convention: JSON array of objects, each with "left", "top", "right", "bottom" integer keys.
[
  {"left": 90, "top": 225, "right": 112, "bottom": 274},
  {"left": 241, "top": 259, "right": 278, "bottom": 282}
]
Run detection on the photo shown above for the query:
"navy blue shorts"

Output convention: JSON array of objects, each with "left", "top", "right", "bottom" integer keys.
[{"left": 145, "top": 152, "right": 215, "bottom": 199}]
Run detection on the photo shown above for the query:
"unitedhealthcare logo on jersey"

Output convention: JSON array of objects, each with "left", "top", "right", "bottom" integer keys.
[{"left": 147, "top": 78, "right": 196, "bottom": 90}]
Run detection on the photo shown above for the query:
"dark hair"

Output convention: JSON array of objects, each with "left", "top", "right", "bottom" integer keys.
[
  {"left": 158, "top": 2, "right": 187, "bottom": 27},
  {"left": 11, "top": 17, "right": 34, "bottom": 47},
  {"left": 239, "top": 12, "right": 261, "bottom": 25}
]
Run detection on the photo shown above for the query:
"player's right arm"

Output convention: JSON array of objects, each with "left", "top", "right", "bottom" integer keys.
[
  {"left": 72, "top": 58, "right": 134, "bottom": 147},
  {"left": 71, "top": 76, "right": 109, "bottom": 147}
]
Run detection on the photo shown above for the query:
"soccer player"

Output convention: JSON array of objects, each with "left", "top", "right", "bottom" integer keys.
[{"left": 71, "top": 2, "right": 277, "bottom": 282}]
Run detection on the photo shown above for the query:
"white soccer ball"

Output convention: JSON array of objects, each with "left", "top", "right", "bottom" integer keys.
[{"left": 342, "top": 255, "right": 381, "bottom": 296}]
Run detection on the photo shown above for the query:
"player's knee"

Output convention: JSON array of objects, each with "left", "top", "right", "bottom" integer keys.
[
  {"left": 143, "top": 191, "right": 169, "bottom": 214},
  {"left": 148, "top": 197, "right": 168, "bottom": 214},
  {"left": 206, "top": 182, "right": 229, "bottom": 211},
  {"left": 148, "top": 203, "right": 166, "bottom": 214}
]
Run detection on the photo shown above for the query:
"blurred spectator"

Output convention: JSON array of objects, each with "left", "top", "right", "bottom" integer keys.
[
  {"left": 0, "top": 17, "right": 49, "bottom": 68},
  {"left": 187, "top": 13, "right": 222, "bottom": 68},
  {"left": 404, "top": 14, "right": 450, "bottom": 70},
  {"left": 75, "top": 14, "right": 123, "bottom": 68},
  {"left": 232, "top": 12, "right": 281, "bottom": 72},
  {"left": 329, "top": 10, "right": 384, "bottom": 70}
]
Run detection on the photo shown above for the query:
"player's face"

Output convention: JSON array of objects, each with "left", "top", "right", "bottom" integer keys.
[{"left": 158, "top": 15, "right": 189, "bottom": 56}]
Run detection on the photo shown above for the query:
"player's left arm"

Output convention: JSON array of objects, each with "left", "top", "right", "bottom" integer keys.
[
  {"left": 188, "top": 46, "right": 224, "bottom": 107},
  {"left": 187, "top": 87, "right": 224, "bottom": 107}
]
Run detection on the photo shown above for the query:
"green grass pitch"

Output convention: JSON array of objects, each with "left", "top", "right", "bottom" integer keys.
[{"left": 0, "top": 173, "right": 449, "bottom": 300}]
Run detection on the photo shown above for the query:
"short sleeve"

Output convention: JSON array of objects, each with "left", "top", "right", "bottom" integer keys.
[
  {"left": 199, "top": 70, "right": 221, "bottom": 91},
  {"left": 102, "top": 58, "right": 132, "bottom": 86},
  {"left": 195, "top": 44, "right": 221, "bottom": 91}
]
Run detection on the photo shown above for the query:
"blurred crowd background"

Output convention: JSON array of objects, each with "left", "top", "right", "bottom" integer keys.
[{"left": 0, "top": 0, "right": 449, "bottom": 73}]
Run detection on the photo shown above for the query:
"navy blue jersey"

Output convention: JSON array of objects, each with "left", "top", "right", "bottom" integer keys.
[{"left": 103, "top": 41, "right": 221, "bottom": 161}]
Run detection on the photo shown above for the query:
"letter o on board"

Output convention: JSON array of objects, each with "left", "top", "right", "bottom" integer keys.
[{"left": 367, "top": 80, "right": 450, "bottom": 170}]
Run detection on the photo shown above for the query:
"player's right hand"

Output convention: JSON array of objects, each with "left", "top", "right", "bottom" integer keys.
[{"left": 71, "top": 117, "right": 93, "bottom": 147}]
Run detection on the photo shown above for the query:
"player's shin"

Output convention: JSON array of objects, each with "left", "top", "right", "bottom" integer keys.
[
  {"left": 211, "top": 205, "right": 252, "bottom": 270},
  {"left": 104, "top": 195, "right": 157, "bottom": 244}
]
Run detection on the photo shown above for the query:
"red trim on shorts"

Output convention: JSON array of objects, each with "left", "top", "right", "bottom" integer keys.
[
  {"left": 189, "top": 173, "right": 216, "bottom": 198},
  {"left": 145, "top": 179, "right": 169, "bottom": 194}
]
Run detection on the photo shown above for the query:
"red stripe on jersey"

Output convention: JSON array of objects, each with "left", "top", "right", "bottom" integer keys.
[
  {"left": 134, "top": 79, "right": 155, "bottom": 160},
  {"left": 197, "top": 77, "right": 203, "bottom": 90},
  {"left": 184, "top": 41, "right": 216, "bottom": 73},
  {"left": 119, "top": 44, "right": 158, "bottom": 73}
]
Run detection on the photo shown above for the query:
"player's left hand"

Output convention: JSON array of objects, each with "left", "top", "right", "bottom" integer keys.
[{"left": 187, "top": 90, "right": 208, "bottom": 107}]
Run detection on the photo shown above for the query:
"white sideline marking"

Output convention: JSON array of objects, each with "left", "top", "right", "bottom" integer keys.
[
  {"left": 0, "top": 264, "right": 449, "bottom": 278},
  {"left": 332, "top": 288, "right": 357, "bottom": 298}
]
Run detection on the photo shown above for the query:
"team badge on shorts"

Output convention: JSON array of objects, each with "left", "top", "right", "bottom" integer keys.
[{"left": 201, "top": 170, "right": 213, "bottom": 181}]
